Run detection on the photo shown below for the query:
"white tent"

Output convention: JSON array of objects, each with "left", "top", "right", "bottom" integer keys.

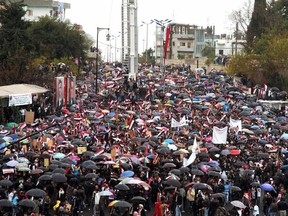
[{"left": 0, "top": 84, "right": 49, "bottom": 98}]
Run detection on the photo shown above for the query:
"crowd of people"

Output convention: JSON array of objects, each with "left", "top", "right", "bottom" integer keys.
[{"left": 0, "top": 64, "right": 288, "bottom": 216}]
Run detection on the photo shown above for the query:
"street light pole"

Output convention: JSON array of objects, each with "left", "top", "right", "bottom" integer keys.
[
  {"left": 95, "top": 27, "right": 109, "bottom": 94},
  {"left": 154, "top": 19, "right": 172, "bottom": 79}
]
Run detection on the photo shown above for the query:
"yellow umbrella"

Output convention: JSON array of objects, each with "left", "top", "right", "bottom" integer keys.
[{"left": 101, "top": 109, "right": 110, "bottom": 114}]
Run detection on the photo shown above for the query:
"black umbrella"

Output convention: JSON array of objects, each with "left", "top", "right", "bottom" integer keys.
[
  {"left": 0, "top": 199, "right": 12, "bottom": 207},
  {"left": 130, "top": 196, "right": 146, "bottom": 203},
  {"left": 85, "top": 173, "right": 98, "bottom": 179},
  {"left": 48, "top": 164, "right": 59, "bottom": 170},
  {"left": 60, "top": 158, "right": 74, "bottom": 165},
  {"left": 191, "top": 169, "right": 204, "bottom": 176},
  {"left": 60, "top": 162, "right": 72, "bottom": 168},
  {"left": 231, "top": 186, "right": 242, "bottom": 192},
  {"left": 211, "top": 193, "right": 225, "bottom": 199},
  {"left": 207, "top": 171, "right": 221, "bottom": 178},
  {"left": 51, "top": 173, "right": 67, "bottom": 183},
  {"left": 81, "top": 160, "right": 96, "bottom": 168},
  {"left": 109, "top": 200, "right": 132, "bottom": 208},
  {"left": 169, "top": 169, "right": 181, "bottom": 176},
  {"left": 52, "top": 168, "right": 66, "bottom": 174},
  {"left": 164, "top": 179, "right": 181, "bottom": 187},
  {"left": 0, "top": 179, "right": 13, "bottom": 187},
  {"left": 18, "top": 199, "right": 36, "bottom": 208},
  {"left": 82, "top": 151, "right": 95, "bottom": 158},
  {"left": 26, "top": 188, "right": 46, "bottom": 197},
  {"left": 38, "top": 175, "right": 52, "bottom": 181},
  {"left": 115, "top": 184, "right": 130, "bottom": 191},
  {"left": 179, "top": 167, "right": 190, "bottom": 174},
  {"left": 162, "top": 163, "right": 177, "bottom": 169},
  {"left": 193, "top": 183, "right": 212, "bottom": 190}
]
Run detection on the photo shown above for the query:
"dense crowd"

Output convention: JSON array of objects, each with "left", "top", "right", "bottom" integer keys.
[{"left": 0, "top": 65, "right": 288, "bottom": 216}]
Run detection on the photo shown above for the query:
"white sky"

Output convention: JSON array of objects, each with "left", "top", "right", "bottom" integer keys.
[{"left": 63, "top": 0, "right": 252, "bottom": 60}]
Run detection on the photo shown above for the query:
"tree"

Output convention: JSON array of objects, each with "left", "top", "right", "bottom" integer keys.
[
  {"left": 138, "top": 48, "right": 155, "bottom": 65},
  {"left": 28, "top": 16, "right": 91, "bottom": 61},
  {"left": 229, "top": 0, "right": 254, "bottom": 35},
  {"left": 201, "top": 46, "right": 215, "bottom": 66},
  {"left": 0, "top": 0, "right": 34, "bottom": 85},
  {"left": 246, "top": 0, "right": 268, "bottom": 49}
]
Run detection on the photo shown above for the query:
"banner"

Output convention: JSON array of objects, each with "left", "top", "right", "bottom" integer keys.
[
  {"left": 212, "top": 126, "right": 228, "bottom": 144},
  {"left": 9, "top": 93, "right": 32, "bottom": 107},
  {"left": 171, "top": 118, "right": 180, "bottom": 128},
  {"left": 25, "top": 111, "right": 35, "bottom": 125},
  {"left": 55, "top": 77, "right": 65, "bottom": 107},
  {"left": 171, "top": 117, "right": 187, "bottom": 128},
  {"left": 164, "top": 26, "right": 171, "bottom": 64},
  {"left": 229, "top": 117, "right": 242, "bottom": 132}
]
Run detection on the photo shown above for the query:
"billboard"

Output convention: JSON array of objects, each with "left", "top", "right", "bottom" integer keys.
[{"left": 54, "top": 76, "right": 76, "bottom": 107}]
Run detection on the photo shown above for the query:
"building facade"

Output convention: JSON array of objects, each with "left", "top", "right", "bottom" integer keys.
[
  {"left": 155, "top": 23, "right": 216, "bottom": 64},
  {"left": 9, "top": 0, "right": 71, "bottom": 22}
]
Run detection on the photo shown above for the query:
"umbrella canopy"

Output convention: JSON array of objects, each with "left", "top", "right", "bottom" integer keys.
[
  {"left": 260, "top": 183, "right": 274, "bottom": 191},
  {"left": 26, "top": 188, "right": 46, "bottom": 197},
  {"left": 108, "top": 200, "right": 132, "bottom": 208},
  {"left": 85, "top": 173, "right": 98, "bottom": 179},
  {"left": 0, "top": 179, "right": 13, "bottom": 187},
  {"left": 231, "top": 200, "right": 246, "bottom": 209},
  {"left": 164, "top": 179, "right": 181, "bottom": 187},
  {"left": 99, "top": 191, "right": 113, "bottom": 196},
  {"left": 130, "top": 196, "right": 146, "bottom": 203},
  {"left": 115, "top": 184, "right": 130, "bottom": 191},
  {"left": 38, "top": 175, "right": 52, "bottom": 181},
  {"left": 51, "top": 173, "right": 67, "bottom": 183},
  {"left": 120, "top": 170, "right": 135, "bottom": 177},
  {"left": 193, "top": 183, "right": 212, "bottom": 190},
  {"left": 162, "top": 163, "right": 177, "bottom": 169},
  {"left": 0, "top": 199, "right": 12, "bottom": 207},
  {"left": 18, "top": 199, "right": 36, "bottom": 208}
]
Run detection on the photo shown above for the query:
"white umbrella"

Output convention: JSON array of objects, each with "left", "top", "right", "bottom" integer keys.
[
  {"left": 231, "top": 200, "right": 246, "bottom": 209},
  {"left": 99, "top": 190, "right": 113, "bottom": 196}
]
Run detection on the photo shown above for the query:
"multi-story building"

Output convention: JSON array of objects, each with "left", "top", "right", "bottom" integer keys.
[
  {"left": 155, "top": 23, "right": 216, "bottom": 64},
  {"left": 9, "top": 0, "right": 70, "bottom": 21}
]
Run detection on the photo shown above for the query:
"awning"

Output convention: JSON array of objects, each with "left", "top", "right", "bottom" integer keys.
[{"left": 0, "top": 84, "right": 49, "bottom": 98}]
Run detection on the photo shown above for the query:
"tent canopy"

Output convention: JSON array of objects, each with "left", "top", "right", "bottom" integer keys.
[{"left": 0, "top": 84, "right": 49, "bottom": 98}]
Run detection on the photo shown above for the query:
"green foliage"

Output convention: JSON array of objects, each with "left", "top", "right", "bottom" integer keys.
[
  {"left": 0, "top": 1, "right": 92, "bottom": 86},
  {"left": 246, "top": 0, "right": 268, "bottom": 49},
  {"left": 139, "top": 48, "right": 155, "bottom": 64},
  {"left": 202, "top": 46, "right": 215, "bottom": 66}
]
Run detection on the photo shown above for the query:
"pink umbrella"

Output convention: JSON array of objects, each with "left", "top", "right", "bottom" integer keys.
[
  {"left": 199, "top": 165, "right": 210, "bottom": 173},
  {"left": 70, "top": 155, "right": 80, "bottom": 161}
]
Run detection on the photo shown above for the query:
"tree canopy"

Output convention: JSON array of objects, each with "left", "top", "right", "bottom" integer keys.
[
  {"left": 227, "top": 0, "right": 288, "bottom": 91},
  {"left": 0, "top": 0, "right": 92, "bottom": 86}
]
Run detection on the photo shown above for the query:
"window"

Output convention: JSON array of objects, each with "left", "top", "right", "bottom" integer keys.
[
  {"left": 187, "top": 42, "right": 191, "bottom": 48},
  {"left": 219, "top": 50, "right": 224, "bottom": 55},
  {"left": 180, "top": 42, "right": 185, "bottom": 47},
  {"left": 172, "top": 41, "right": 175, "bottom": 46}
]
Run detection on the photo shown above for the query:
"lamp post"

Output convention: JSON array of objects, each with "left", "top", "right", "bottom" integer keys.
[
  {"left": 153, "top": 19, "right": 172, "bottom": 79},
  {"left": 95, "top": 27, "right": 110, "bottom": 94},
  {"left": 140, "top": 21, "right": 153, "bottom": 63}
]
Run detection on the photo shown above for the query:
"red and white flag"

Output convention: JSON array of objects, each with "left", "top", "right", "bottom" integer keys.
[
  {"left": 94, "top": 148, "right": 105, "bottom": 157},
  {"left": 19, "top": 122, "right": 27, "bottom": 130}
]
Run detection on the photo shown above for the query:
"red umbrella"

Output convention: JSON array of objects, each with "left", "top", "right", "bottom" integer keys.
[{"left": 230, "top": 149, "right": 241, "bottom": 155}]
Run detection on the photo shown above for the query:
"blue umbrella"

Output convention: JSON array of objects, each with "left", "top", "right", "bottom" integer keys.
[
  {"left": 164, "top": 139, "right": 174, "bottom": 144},
  {"left": 0, "top": 142, "right": 7, "bottom": 153},
  {"left": 53, "top": 153, "right": 66, "bottom": 159},
  {"left": 260, "top": 183, "right": 274, "bottom": 191},
  {"left": 108, "top": 112, "right": 115, "bottom": 117},
  {"left": 281, "top": 134, "right": 288, "bottom": 140},
  {"left": 120, "top": 170, "right": 135, "bottom": 177}
]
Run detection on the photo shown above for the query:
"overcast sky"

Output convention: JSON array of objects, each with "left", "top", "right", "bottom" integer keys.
[{"left": 63, "top": 0, "right": 252, "bottom": 60}]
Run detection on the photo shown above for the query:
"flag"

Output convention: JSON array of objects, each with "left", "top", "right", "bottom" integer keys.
[
  {"left": 164, "top": 26, "right": 171, "bottom": 64},
  {"left": 183, "top": 152, "right": 196, "bottom": 167},
  {"left": 192, "top": 137, "right": 199, "bottom": 154},
  {"left": 143, "top": 144, "right": 149, "bottom": 155},
  {"left": 19, "top": 122, "right": 27, "bottom": 130},
  {"left": 129, "top": 120, "right": 134, "bottom": 130},
  {"left": 263, "top": 83, "right": 268, "bottom": 92},
  {"left": 13, "top": 125, "right": 17, "bottom": 134},
  {"left": 95, "top": 148, "right": 105, "bottom": 157},
  {"left": 171, "top": 118, "right": 180, "bottom": 128}
]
